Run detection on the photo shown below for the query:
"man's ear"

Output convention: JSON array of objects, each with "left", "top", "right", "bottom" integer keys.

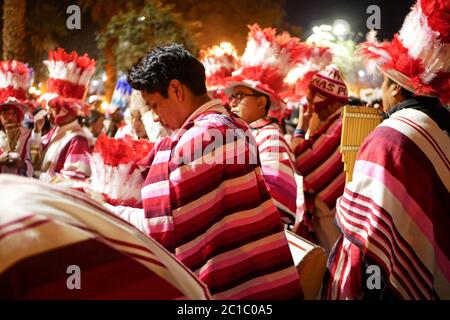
[
  {"left": 168, "top": 79, "right": 183, "bottom": 102},
  {"left": 391, "top": 82, "right": 403, "bottom": 99},
  {"left": 257, "top": 95, "right": 267, "bottom": 110}
]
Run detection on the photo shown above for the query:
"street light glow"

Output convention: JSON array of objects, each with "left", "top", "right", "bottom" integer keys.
[{"left": 333, "top": 19, "right": 350, "bottom": 37}]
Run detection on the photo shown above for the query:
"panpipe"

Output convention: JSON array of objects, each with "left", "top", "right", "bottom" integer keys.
[{"left": 340, "top": 106, "right": 383, "bottom": 184}]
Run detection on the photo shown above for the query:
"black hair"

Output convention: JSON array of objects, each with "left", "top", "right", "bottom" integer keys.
[
  {"left": 348, "top": 96, "right": 366, "bottom": 106},
  {"left": 127, "top": 43, "right": 207, "bottom": 97},
  {"left": 88, "top": 109, "right": 105, "bottom": 125}
]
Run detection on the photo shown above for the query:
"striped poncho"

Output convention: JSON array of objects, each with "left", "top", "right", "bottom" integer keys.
[
  {"left": 0, "top": 175, "right": 211, "bottom": 299},
  {"left": 250, "top": 119, "right": 298, "bottom": 226},
  {"left": 291, "top": 112, "right": 345, "bottom": 241},
  {"left": 323, "top": 105, "right": 450, "bottom": 299},
  {"left": 34, "top": 120, "right": 91, "bottom": 181},
  {"left": 115, "top": 99, "right": 303, "bottom": 300},
  {"left": 0, "top": 126, "right": 33, "bottom": 177}
]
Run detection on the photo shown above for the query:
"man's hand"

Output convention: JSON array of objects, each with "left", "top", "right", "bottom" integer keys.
[
  {"left": 296, "top": 104, "right": 312, "bottom": 132},
  {"left": 33, "top": 117, "right": 45, "bottom": 134}
]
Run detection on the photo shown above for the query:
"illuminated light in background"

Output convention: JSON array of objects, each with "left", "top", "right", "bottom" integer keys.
[
  {"left": 92, "top": 80, "right": 99, "bottom": 87},
  {"left": 358, "top": 70, "right": 366, "bottom": 78},
  {"left": 333, "top": 19, "right": 350, "bottom": 37},
  {"left": 102, "top": 74, "right": 107, "bottom": 82},
  {"left": 101, "top": 101, "right": 109, "bottom": 113},
  {"left": 138, "top": 16, "right": 146, "bottom": 21},
  {"left": 320, "top": 24, "right": 333, "bottom": 32}
]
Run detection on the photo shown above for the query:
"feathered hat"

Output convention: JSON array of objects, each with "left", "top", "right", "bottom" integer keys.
[
  {"left": 283, "top": 44, "right": 333, "bottom": 103},
  {"left": 107, "top": 75, "right": 132, "bottom": 116},
  {"left": 200, "top": 42, "right": 239, "bottom": 92},
  {"left": 358, "top": 0, "right": 450, "bottom": 104},
  {"left": 40, "top": 48, "right": 96, "bottom": 116},
  {"left": 89, "top": 134, "right": 154, "bottom": 208},
  {"left": 0, "top": 60, "right": 35, "bottom": 122},
  {"left": 224, "top": 24, "right": 303, "bottom": 112}
]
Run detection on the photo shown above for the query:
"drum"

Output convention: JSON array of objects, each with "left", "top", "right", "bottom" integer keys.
[{"left": 286, "top": 230, "right": 327, "bottom": 300}]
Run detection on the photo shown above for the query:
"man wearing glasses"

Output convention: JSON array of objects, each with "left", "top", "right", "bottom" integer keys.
[{"left": 224, "top": 24, "right": 300, "bottom": 229}]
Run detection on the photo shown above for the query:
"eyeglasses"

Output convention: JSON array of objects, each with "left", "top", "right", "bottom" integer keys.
[{"left": 229, "top": 92, "right": 262, "bottom": 105}]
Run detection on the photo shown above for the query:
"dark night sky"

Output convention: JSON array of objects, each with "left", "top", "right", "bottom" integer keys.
[
  {"left": 285, "top": 0, "right": 414, "bottom": 41},
  {"left": 0, "top": 0, "right": 416, "bottom": 64}
]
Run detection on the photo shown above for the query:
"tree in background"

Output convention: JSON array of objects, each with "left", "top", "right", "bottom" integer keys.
[
  {"left": 2, "top": 0, "right": 26, "bottom": 60},
  {"left": 97, "top": 0, "right": 199, "bottom": 75},
  {"left": 78, "top": 0, "right": 147, "bottom": 101},
  {"left": 164, "top": 0, "right": 290, "bottom": 53},
  {"left": 25, "top": 1, "right": 70, "bottom": 85}
]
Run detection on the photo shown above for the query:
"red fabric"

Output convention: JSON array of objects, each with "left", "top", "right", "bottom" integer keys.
[
  {"left": 420, "top": 0, "right": 450, "bottom": 43},
  {"left": 94, "top": 134, "right": 154, "bottom": 166},
  {"left": 48, "top": 48, "right": 95, "bottom": 71},
  {"left": 46, "top": 79, "right": 87, "bottom": 100},
  {"left": 0, "top": 87, "right": 27, "bottom": 103}
]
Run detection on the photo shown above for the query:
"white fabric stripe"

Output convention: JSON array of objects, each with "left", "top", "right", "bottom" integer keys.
[
  {"left": 197, "top": 232, "right": 286, "bottom": 277},
  {"left": 152, "top": 149, "right": 172, "bottom": 165},
  {"left": 175, "top": 199, "right": 275, "bottom": 259},
  {"left": 141, "top": 180, "right": 170, "bottom": 199},
  {"left": 172, "top": 170, "right": 258, "bottom": 224},
  {"left": 339, "top": 189, "right": 432, "bottom": 294},
  {"left": 346, "top": 171, "right": 437, "bottom": 278},
  {"left": 381, "top": 108, "right": 450, "bottom": 190},
  {"left": 337, "top": 193, "right": 430, "bottom": 299},
  {"left": 214, "top": 266, "right": 297, "bottom": 300},
  {"left": 337, "top": 200, "right": 418, "bottom": 299},
  {"left": 332, "top": 237, "right": 348, "bottom": 299}
]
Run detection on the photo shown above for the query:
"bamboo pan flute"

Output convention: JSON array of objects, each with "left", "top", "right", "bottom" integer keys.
[{"left": 340, "top": 106, "right": 383, "bottom": 184}]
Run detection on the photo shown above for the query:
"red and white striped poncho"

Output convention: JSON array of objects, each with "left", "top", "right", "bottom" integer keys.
[
  {"left": 0, "top": 174, "right": 211, "bottom": 299},
  {"left": 0, "top": 127, "right": 33, "bottom": 177},
  {"left": 291, "top": 112, "right": 345, "bottom": 238},
  {"left": 116, "top": 99, "right": 303, "bottom": 300},
  {"left": 323, "top": 107, "right": 450, "bottom": 300},
  {"left": 36, "top": 119, "right": 91, "bottom": 180},
  {"left": 250, "top": 119, "right": 298, "bottom": 226}
]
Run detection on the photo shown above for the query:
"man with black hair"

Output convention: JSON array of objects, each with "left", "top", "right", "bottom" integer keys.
[{"left": 112, "top": 43, "right": 303, "bottom": 299}]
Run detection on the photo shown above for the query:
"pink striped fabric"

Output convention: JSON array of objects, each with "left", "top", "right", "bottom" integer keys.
[
  {"left": 139, "top": 100, "right": 303, "bottom": 300},
  {"left": 41, "top": 121, "right": 91, "bottom": 180},
  {"left": 250, "top": 119, "right": 297, "bottom": 225},
  {"left": 292, "top": 114, "right": 345, "bottom": 240},
  {"left": 323, "top": 108, "right": 450, "bottom": 300}
]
